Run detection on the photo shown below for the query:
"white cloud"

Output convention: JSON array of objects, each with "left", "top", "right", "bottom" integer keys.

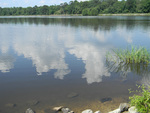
[{"left": 39, "top": 0, "right": 45, "bottom": 4}]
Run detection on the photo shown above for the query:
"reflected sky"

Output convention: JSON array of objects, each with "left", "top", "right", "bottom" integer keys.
[{"left": 0, "top": 16, "right": 150, "bottom": 84}]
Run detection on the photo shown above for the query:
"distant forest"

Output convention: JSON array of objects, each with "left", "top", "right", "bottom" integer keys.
[{"left": 0, "top": 0, "right": 150, "bottom": 16}]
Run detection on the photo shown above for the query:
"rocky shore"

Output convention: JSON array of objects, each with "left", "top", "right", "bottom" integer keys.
[
  {"left": 24, "top": 103, "right": 138, "bottom": 113},
  {"left": 4, "top": 93, "right": 138, "bottom": 113}
]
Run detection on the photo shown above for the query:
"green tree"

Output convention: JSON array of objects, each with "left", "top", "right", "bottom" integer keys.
[
  {"left": 82, "top": 8, "right": 90, "bottom": 16},
  {"left": 90, "top": 8, "right": 99, "bottom": 16},
  {"left": 141, "top": 0, "right": 150, "bottom": 13},
  {"left": 40, "top": 5, "right": 49, "bottom": 15},
  {"left": 125, "top": 0, "right": 136, "bottom": 13}
]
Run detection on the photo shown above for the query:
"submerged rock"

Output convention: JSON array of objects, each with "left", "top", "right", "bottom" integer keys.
[
  {"left": 27, "top": 100, "right": 39, "bottom": 106},
  {"left": 5, "top": 103, "right": 16, "bottom": 108},
  {"left": 67, "top": 92, "right": 79, "bottom": 98},
  {"left": 25, "top": 108, "right": 34, "bottom": 113},
  {"left": 100, "top": 97, "right": 112, "bottom": 103},
  {"left": 82, "top": 109, "right": 93, "bottom": 113}
]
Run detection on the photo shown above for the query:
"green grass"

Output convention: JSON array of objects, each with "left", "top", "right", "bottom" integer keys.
[{"left": 106, "top": 46, "right": 150, "bottom": 65}]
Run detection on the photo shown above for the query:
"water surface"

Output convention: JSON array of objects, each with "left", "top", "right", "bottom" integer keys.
[{"left": 0, "top": 16, "right": 150, "bottom": 113}]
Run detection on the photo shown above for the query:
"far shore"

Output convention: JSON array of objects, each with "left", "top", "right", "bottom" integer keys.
[{"left": 0, "top": 13, "right": 150, "bottom": 17}]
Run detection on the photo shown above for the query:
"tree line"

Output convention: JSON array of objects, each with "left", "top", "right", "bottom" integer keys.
[{"left": 0, "top": 0, "right": 150, "bottom": 16}]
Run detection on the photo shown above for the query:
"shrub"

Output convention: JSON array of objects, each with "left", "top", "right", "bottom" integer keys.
[{"left": 129, "top": 85, "right": 150, "bottom": 113}]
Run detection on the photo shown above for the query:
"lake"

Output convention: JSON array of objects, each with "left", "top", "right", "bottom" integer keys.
[{"left": 0, "top": 16, "right": 150, "bottom": 113}]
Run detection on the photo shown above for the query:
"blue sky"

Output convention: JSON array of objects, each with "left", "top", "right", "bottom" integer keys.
[{"left": 0, "top": 0, "right": 88, "bottom": 8}]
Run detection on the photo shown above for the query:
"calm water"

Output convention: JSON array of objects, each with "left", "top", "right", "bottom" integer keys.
[{"left": 0, "top": 16, "right": 150, "bottom": 113}]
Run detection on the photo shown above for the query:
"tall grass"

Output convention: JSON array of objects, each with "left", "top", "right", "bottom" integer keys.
[{"left": 107, "top": 46, "right": 150, "bottom": 65}]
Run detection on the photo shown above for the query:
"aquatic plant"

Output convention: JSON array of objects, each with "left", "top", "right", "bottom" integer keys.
[
  {"left": 106, "top": 59, "right": 150, "bottom": 79},
  {"left": 106, "top": 46, "right": 150, "bottom": 65},
  {"left": 129, "top": 85, "right": 150, "bottom": 113}
]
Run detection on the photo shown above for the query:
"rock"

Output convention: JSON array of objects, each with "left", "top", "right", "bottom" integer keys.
[
  {"left": 62, "top": 108, "right": 71, "bottom": 113},
  {"left": 94, "top": 111, "right": 101, "bottom": 113},
  {"left": 128, "top": 106, "right": 138, "bottom": 113},
  {"left": 5, "top": 103, "right": 16, "bottom": 108},
  {"left": 53, "top": 106, "right": 63, "bottom": 111},
  {"left": 82, "top": 109, "right": 93, "bottom": 113},
  {"left": 119, "top": 103, "right": 130, "bottom": 112},
  {"left": 27, "top": 100, "right": 39, "bottom": 106},
  {"left": 25, "top": 108, "right": 34, "bottom": 113},
  {"left": 67, "top": 92, "right": 79, "bottom": 98},
  {"left": 100, "top": 97, "right": 112, "bottom": 103},
  {"left": 108, "top": 108, "right": 120, "bottom": 113}
]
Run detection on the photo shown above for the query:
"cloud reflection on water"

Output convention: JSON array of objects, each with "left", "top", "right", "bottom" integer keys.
[
  {"left": 0, "top": 55, "right": 15, "bottom": 73},
  {"left": 0, "top": 17, "right": 150, "bottom": 83},
  {"left": 69, "top": 44, "right": 110, "bottom": 84}
]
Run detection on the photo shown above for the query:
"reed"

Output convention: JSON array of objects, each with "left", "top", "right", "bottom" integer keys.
[{"left": 106, "top": 46, "right": 150, "bottom": 65}]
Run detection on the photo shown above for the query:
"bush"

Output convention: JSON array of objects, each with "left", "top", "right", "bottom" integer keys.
[{"left": 129, "top": 85, "right": 150, "bottom": 113}]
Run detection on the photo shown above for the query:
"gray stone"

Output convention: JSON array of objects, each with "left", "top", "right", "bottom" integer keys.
[
  {"left": 62, "top": 108, "right": 71, "bottom": 113},
  {"left": 119, "top": 103, "right": 130, "bottom": 112},
  {"left": 128, "top": 106, "right": 138, "bottom": 113},
  {"left": 67, "top": 92, "right": 79, "bottom": 98},
  {"left": 25, "top": 108, "right": 34, "bottom": 113},
  {"left": 5, "top": 103, "right": 16, "bottom": 108},
  {"left": 108, "top": 108, "right": 121, "bottom": 113},
  {"left": 82, "top": 109, "right": 93, "bottom": 113}
]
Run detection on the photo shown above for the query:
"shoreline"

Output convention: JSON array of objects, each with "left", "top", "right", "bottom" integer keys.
[{"left": 0, "top": 13, "right": 150, "bottom": 17}]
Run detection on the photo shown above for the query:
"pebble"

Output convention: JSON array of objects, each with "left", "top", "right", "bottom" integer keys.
[
  {"left": 53, "top": 106, "right": 63, "bottom": 111},
  {"left": 25, "top": 108, "right": 34, "bottom": 113},
  {"left": 62, "top": 108, "right": 71, "bottom": 113}
]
